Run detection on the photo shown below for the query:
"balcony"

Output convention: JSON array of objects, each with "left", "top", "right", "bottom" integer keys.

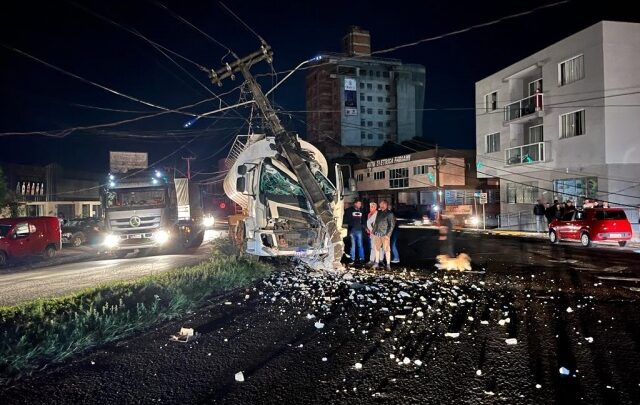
[
  {"left": 504, "top": 93, "right": 543, "bottom": 122},
  {"left": 505, "top": 141, "right": 548, "bottom": 166}
]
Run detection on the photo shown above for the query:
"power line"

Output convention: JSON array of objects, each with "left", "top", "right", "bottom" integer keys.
[{"left": 219, "top": 2, "right": 266, "bottom": 44}]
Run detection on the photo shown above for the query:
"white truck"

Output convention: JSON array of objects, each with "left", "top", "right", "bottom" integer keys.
[{"left": 213, "top": 46, "right": 345, "bottom": 268}]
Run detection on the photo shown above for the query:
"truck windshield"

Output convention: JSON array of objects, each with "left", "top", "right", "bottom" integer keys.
[
  {"left": 0, "top": 225, "right": 10, "bottom": 237},
  {"left": 260, "top": 163, "right": 305, "bottom": 197},
  {"left": 313, "top": 171, "right": 336, "bottom": 201},
  {"left": 105, "top": 188, "right": 166, "bottom": 209}
]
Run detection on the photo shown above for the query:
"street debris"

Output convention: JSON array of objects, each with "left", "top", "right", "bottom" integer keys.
[
  {"left": 505, "top": 338, "right": 518, "bottom": 345},
  {"left": 235, "top": 372, "right": 245, "bottom": 382},
  {"left": 170, "top": 327, "right": 197, "bottom": 343},
  {"left": 559, "top": 367, "right": 571, "bottom": 376}
]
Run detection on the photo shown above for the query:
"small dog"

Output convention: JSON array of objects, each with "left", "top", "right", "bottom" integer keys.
[{"left": 435, "top": 253, "right": 472, "bottom": 271}]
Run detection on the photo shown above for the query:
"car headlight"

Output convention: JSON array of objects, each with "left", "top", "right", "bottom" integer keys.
[
  {"left": 203, "top": 216, "right": 215, "bottom": 227},
  {"left": 154, "top": 230, "right": 170, "bottom": 245},
  {"left": 469, "top": 217, "right": 480, "bottom": 226},
  {"left": 104, "top": 234, "right": 120, "bottom": 248}
]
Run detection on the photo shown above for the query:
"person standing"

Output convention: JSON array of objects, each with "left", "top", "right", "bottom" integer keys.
[
  {"left": 366, "top": 201, "right": 378, "bottom": 265},
  {"left": 388, "top": 202, "right": 400, "bottom": 263},
  {"left": 371, "top": 200, "right": 395, "bottom": 270},
  {"left": 343, "top": 199, "right": 365, "bottom": 263},
  {"left": 533, "top": 199, "right": 546, "bottom": 232}
]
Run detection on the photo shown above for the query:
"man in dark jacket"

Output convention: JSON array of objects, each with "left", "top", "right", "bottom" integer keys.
[
  {"left": 371, "top": 200, "right": 396, "bottom": 270},
  {"left": 533, "top": 199, "right": 546, "bottom": 232},
  {"left": 343, "top": 199, "right": 365, "bottom": 263}
]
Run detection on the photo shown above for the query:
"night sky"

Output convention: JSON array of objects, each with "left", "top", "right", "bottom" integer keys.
[{"left": 1, "top": 0, "right": 638, "bottom": 176}]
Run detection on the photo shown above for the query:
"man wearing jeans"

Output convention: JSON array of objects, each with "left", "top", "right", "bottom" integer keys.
[
  {"left": 344, "top": 199, "right": 365, "bottom": 263},
  {"left": 533, "top": 199, "right": 546, "bottom": 232},
  {"left": 371, "top": 200, "right": 396, "bottom": 270}
]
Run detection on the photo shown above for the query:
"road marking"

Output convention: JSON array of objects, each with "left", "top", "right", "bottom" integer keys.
[{"left": 597, "top": 276, "right": 640, "bottom": 282}]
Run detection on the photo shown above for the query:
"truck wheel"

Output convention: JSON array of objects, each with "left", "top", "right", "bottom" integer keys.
[
  {"left": 0, "top": 251, "right": 7, "bottom": 266},
  {"left": 187, "top": 231, "right": 204, "bottom": 249},
  {"left": 44, "top": 245, "right": 57, "bottom": 260},
  {"left": 113, "top": 250, "right": 129, "bottom": 259}
]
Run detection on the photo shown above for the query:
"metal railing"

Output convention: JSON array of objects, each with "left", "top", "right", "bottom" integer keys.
[
  {"left": 505, "top": 141, "right": 547, "bottom": 166},
  {"left": 504, "top": 93, "right": 543, "bottom": 121}
]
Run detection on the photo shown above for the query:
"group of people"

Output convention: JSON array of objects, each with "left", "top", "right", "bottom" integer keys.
[
  {"left": 533, "top": 198, "right": 610, "bottom": 232},
  {"left": 343, "top": 199, "right": 399, "bottom": 270}
]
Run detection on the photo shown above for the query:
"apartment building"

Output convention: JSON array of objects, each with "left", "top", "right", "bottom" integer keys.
[
  {"left": 475, "top": 21, "right": 640, "bottom": 231},
  {"left": 306, "top": 26, "right": 426, "bottom": 161}
]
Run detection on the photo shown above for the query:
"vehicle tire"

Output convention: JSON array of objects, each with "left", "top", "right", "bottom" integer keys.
[
  {"left": 549, "top": 230, "right": 559, "bottom": 244},
  {"left": 44, "top": 245, "right": 57, "bottom": 260},
  {"left": 618, "top": 241, "right": 627, "bottom": 247},
  {"left": 186, "top": 231, "right": 204, "bottom": 249},
  {"left": 72, "top": 232, "right": 84, "bottom": 247},
  {"left": 0, "top": 251, "right": 7, "bottom": 267},
  {"left": 113, "top": 250, "right": 129, "bottom": 259},
  {"left": 580, "top": 232, "right": 592, "bottom": 247}
]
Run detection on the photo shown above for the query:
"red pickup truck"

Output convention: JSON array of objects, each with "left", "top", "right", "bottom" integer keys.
[
  {"left": 548, "top": 208, "right": 633, "bottom": 247},
  {"left": 0, "top": 217, "right": 61, "bottom": 266}
]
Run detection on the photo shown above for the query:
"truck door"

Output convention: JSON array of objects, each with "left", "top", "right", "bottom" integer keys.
[{"left": 10, "top": 222, "right": 31, "bottom": 258}]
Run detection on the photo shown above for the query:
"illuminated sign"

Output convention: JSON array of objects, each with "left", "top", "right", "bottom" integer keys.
[{"left": 366, "top": 154, "right": 411, "bottom": 168}]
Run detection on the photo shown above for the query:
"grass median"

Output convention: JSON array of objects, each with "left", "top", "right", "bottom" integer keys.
[{"left": 0, "top": 239, "right": 272, "bottom": 385}]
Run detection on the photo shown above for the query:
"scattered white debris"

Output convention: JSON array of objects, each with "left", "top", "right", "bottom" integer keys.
[
  {"left": 484, "top": 391, "right": 495, "bottom": 396},
  {"left": 480, "top": 320, "right": 489, "bottom": 325},
  {"left": 306, "top": 314, "right": 316, "bottom": 320},
  {"left": 585, "top": 337, "right": 594, "bottom": 343},
  {"left": 389, "top": 354, "right": 395, "bottom": 359},
  {"left": 225, "top": 301, "right": 232, "bottom": 305},
  {"left": 566, "top": 307, "right": 574, "bottom": 313},
  {"left": 414, "top": 360, "right": 423, "bottom": 366},
  {"left": 559, "top": 367, "right": 570, "bottom": 376},
  {"left": 536, "top": 384, "right": 542, "bottom": 389},
  {"left": 235, "top": 372, "right": 245, "bottom": 382},
  {"left": 244, "top": 294, "right": 250, "bottom": 300},
  {"left": 505, "top": 338, "right": 518, "bottom": 345},
  {"left": 322, "top": 357, "right": 327, "bottom": 362},
  {"left": 403, "top": 357, "right": 411, "bottom": 365},
  {"left": 354, "top": 362, "right": 363, "bottom": 370},
  {"left": 417, "top": 311, "right": 424, "bottom": 318},
  {"left": 170, "top": 327, "right": 196, "bottom": 343},
  {"left": 476, "top": 369, "right": 482, "bottom": 376},
  {"left": 445, "top": 332, "right": 460, "bottom": 338},
  {"left": 91, "top": 361, "right": 95, "bottom": 365},
  {"left": 314, "top": 321, "right": 325, "bottom": 329},
  {"left": 468, "top": 316, "right": 474, "bottom": 321}
]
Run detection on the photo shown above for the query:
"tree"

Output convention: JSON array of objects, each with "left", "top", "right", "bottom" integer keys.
[
  {"left": 0, "top": 168, "right": 19, "bottom": 217},
  {"left": 0, "top": 167, "right": 9, "bottom": 207}
]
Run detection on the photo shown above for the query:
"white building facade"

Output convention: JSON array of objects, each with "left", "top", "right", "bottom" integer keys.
[{"left": 475, "top": 21, "right": 640, "bottom": 233}]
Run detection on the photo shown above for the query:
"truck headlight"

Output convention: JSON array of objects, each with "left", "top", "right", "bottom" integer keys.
[
  {"left": 104, "top": 234, "right": 119, "bottom": 249},
  {"left": 469, "top": 216, "right": 480, "bottom": 226},
  {"left": 203, "top": 216, "right": 215, "bottom": 227},
  {"left": 154, "top": 230, "right": 170, "bottom": 245}
]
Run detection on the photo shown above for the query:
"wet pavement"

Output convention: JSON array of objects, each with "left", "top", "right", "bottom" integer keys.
[{"left": 1, "top": 229, "right": 639, "bottom": 404}]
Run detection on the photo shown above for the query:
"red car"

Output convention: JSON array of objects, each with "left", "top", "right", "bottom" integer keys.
[
  {"left": 0, "top": 217, "right": 61, "bottom": 266},
  {"left": 549, "top": 208, "right": 632, "bottom": 247}
]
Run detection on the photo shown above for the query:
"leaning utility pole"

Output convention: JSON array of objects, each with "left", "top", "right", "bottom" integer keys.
[
  {"left": 435, "top": 144, "right": 441, "bottom": 226},
  {"left": 209, "top": 45, "right": 343, "bottom": 266}
]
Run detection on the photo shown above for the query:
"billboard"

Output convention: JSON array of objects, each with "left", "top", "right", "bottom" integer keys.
[
  {"left": 344, "top": 77, "right": 357, "bottom": 109},
  {"left": 109, "top": 151, "right": 148, "bottom": 173}
]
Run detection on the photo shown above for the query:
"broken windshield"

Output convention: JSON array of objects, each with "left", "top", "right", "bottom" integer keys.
[
  {"left": 260, "top": 163, "right": 305, "bottom": 196},
  {"left": 313, "top": 171, "right": 336, "bottom": 201}
]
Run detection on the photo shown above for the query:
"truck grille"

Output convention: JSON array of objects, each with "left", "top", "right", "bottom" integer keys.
[{"left": 109, "top": 216, "right": 161, "bottom": 231}]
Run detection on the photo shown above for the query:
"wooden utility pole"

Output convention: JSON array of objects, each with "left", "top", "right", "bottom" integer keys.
[{"left": 182, "top": 157, "right": 196, "bottom": 180}]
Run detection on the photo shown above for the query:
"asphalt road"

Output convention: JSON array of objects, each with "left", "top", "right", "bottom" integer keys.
[
  {"left": 0, "top": 230, "right": 225, "bottom": 306},
  {"left": 2, "top": 229, "right": 640, "bottom": 404}
]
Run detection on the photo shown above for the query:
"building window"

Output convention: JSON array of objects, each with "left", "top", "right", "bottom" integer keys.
[
  {"left": 560, "top": 110, "right": 585, "bottom": 139},
  {"left": 386, "top": 121, "right": 391, "bottom": 127},
  {"left": 389, "top": 168, "right": 409, "bottom": 189},
  {"left": 369, "top": 70, "right": 374, "bottom": 76},
  {"left": 377, "top": 84, "right": 383, "bottom": 90},
  {"left": 361, "top": 119, "right": 365, "bottom": 127},
  {"left": 378, "top": 109, "right": 383, "bottom": 115},
  {"left": 374, "top": 171, "right": 386, "bottom": 180},
  {"left": 383, "top": 71, "right": 389, "bottom": 78},
  {"left": 367, "top": 121, "right": 373, "bottom": 127},
  {"left": 377, "top": 96, "right": 383, "bottom": 102},
  {"left": 367, "top": 133, "right": 373, "bottom": 139},
  {"left": 528, "top": 125, "right": 543, "bottom": 143},
  {"left": 484, "top": 92, "right": 497, "bottom": 113},
  {"left": 559, "top": 55, "right": 584, "bottom": 86},
  {"left": 360, "top": 93, "right": 365, "bottom": 101},
  {"left": 367, "top": 83, "right": 372, "bottom": 90},
  {"left": 360, "top": 106, "right": 365, "bottom": 113},
  {"left": 386, "top": 110, "right": 391, "bottom": 115},
  {"left": 385, "top": 84, "right": 390, "bottom": 90},
  {"left": 485, "top": 132, "right": 500, "bottom": 153},
  {"left": 367, "top": 96, "right": 372, "bottom": 102},
  {"left": 528, "top": 78, "right": 543, "bottom": 96},
  {"left": 378, "top": 121, "right": 383, "bottom": 128},
  {"left": 378, "top": 134, "right": 383, "bottom": 140},
  {"left": 367, "top": 108, "right": 373, "bottom": 114},
  {"left": 506, "top": 181, "right": 539, "bottom": 204},
  {"left": 361, "top": 131, "right": 366, "bottom": 139},
  {"left": 376, "top": 71, "right": 381, "bottom": 77},
  {"left": 385, "top": 97, "right": 390, "bottom": 102},
  {"left": 553, "top": 177, "right": 597, "bottom": 204},
  {"left": 413, "top": 165, "right": 429, "bottom": 175},
  {"left": 357, "top": 173, "right": 364, "bottom": 181},
  {"left": 360, "top": 82, "right": 365, "bottom": 89}
]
